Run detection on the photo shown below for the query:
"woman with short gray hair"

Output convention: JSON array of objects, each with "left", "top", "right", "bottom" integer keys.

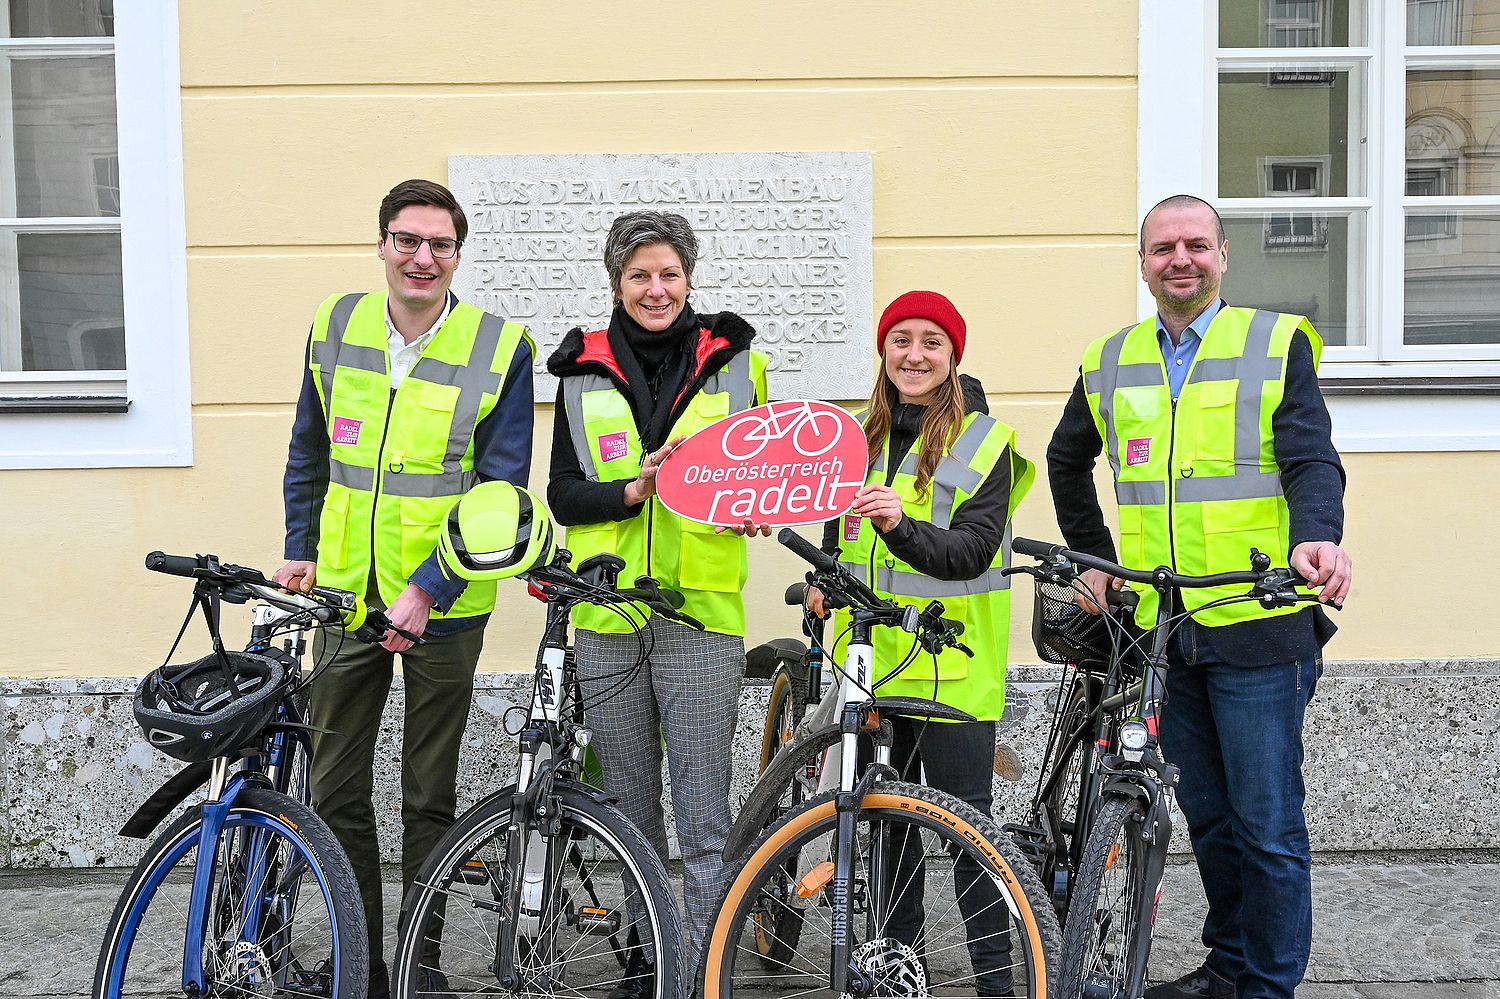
[{"left": 546, "top": 210, "right": 770, "bottom": 992}]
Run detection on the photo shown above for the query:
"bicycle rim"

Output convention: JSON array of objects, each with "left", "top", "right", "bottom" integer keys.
[
  {"left": 705, "top": 782, "right": 1060, "bottom": 999},
  {"left": 395, "top": 783, "right": 682, "bottom": 998},
  {"left": 1060, "top": 795, "right": 1148, "bottom": 999},
  {"left": 95, "top": 794, "right": 355, "bottom": 999}
]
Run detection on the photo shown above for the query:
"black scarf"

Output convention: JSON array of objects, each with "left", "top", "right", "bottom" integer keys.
[{"left": 606, "top": 303, "right": 699, "bottom": 449}]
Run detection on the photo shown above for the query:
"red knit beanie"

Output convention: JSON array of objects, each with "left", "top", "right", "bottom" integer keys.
[{"left": 877, "top": 290, "right": 967, "bottom": 363}]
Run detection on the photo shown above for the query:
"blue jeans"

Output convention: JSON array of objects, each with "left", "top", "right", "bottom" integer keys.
[{"left": 1159, "top": 626, "right": 1321, "bottom": 999}]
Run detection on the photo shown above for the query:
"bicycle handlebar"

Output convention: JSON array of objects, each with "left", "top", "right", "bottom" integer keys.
[
  {"left": 1010, "top": 537, "right": 1306, "bottom": 592},
  {"left": 144, "top": 551, "right": 424, "bottom": 645}
]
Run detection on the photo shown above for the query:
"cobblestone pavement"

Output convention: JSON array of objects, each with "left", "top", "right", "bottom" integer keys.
[{"left": 3, "top": 859, "right": 1495, "bottom": 997}]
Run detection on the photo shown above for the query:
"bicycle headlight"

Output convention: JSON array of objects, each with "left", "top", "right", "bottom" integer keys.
[{"left": 1120, "top": 720, "right": 1150, "bottom": 752}]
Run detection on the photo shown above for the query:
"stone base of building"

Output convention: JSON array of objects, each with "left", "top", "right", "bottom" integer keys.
[{"left": 3, "top": 658, "right": 1495, "bottom": 867}]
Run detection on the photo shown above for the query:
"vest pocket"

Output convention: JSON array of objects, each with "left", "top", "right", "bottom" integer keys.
[
  {"left": 677, "top": 530, "right": 746, "bottom": 594},
  {"left": 1188, "top": 380, "right": 1238, "bottom": 472},
  {"left": 317, "top": 488, "right": 353, "bottom": 571},
  {"left": 398, "top": 499, "right": 444, "bottom": 581}
]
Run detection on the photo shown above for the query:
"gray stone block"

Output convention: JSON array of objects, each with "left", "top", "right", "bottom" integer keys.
[{"left": 4, "top": 658, "right": 1499, "bottom": 868}]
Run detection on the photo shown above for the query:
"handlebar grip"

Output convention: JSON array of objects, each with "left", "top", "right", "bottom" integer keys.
[
  {"left": 1107, "top": 587, "right": 1140, "bottom": 610},
  {"left": 1011, "top": 537, "right": 1063, "bottom": 559},
  {"left": 145, "top": 551, "right": 203, "bottom": 577},
  {"left": 784, "top": 582, "right": 808, "bottom": 607},
  {"left": 778, "top": 528, "right": 838, "bottom": 573}
]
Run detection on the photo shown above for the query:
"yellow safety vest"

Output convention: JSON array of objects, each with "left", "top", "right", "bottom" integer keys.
[
  {"left": 307, "top": 291, "right": 532, "bottom": 619},
  {"left": 837, "top": 412, "right": 1035, "bottom": 721},
  {"left": 1080, "top": 306, "right": 1322, "bottom": 629},
  {"left": 561, "top": 340, "right": 769, "bottom": 636}
]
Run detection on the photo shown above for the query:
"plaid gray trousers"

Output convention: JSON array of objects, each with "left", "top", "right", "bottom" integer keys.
[{"left": 574, "top": 617, "right": 745, "bottom": 966}]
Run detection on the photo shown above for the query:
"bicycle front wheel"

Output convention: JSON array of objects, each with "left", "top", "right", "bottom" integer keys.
[
  {"left": 94, "top": 787, "right": 367, "bottom": 999},
  {"left": 1058, "top": 794, "right": 1150, "bottom": 999},
  {"left": 703, "top": 781, "right": 1061, "bottom": 998},
  {"left": 394, "top": 780, "right": 682, "bottom": 999}
]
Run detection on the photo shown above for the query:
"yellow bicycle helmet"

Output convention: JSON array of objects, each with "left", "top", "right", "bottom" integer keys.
[{"left": 439, "top": 481, "right": 556, "bottom": 581}]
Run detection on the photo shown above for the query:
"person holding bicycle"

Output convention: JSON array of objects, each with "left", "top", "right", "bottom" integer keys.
[
  {"left": 546, "top": 209, "right": 769, "bottom": 987},
  {"left": 275, "top": 178, "right": 535, "bottom": 999},
  {"left": 1046, "top": 194, "right": 1352, "bottom": 999},
  {"left": 807, "top": 289, "right": 1035, "bottom": 996}
]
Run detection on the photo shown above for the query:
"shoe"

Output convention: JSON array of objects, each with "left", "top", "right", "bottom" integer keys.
[
  {"left": 606, "top": 953, "right": 655, "bottom": 999},
  {"left": 415, "top": 967, "right": 455, "bottom": 997},
  {"left": 1144, "top": 963, "right": 1236, "bottom": 999}
]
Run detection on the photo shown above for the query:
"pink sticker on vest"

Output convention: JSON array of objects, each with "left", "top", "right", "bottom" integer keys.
[
  {"left": 331, "top": 416, "right": 363, "bottom": 446},
  {"left": 1126, "top": 437, "right": 1151, "bottom": 466},
  {"left": 598, "top": 431, "right": 629, "bottom": 462},
  {"left": 843, "top": 513, "right": 861, "bottom": 542}
]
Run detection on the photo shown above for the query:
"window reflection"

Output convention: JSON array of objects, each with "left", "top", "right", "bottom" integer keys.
[
  {"left": 1405, "top": 211, "right": 1500, "bottom": 345},
  {"left": 1408, "top": 0, "right": 1500, "bottom": 45},
  {"left": 1222, "top": 214, "right": 1365, "bottom": 347},
  {"left": 1406, "top": 71, "right": 1500, "bottom": 198}
]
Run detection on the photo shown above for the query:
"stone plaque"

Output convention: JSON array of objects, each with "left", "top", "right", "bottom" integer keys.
[{"left": 447, "top": 152, "right": 874, "bottom": 402}]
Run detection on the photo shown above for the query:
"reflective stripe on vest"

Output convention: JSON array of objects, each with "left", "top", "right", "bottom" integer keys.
[
  {"left": 1081, "top": 306, "right": 1322, "bottom": 628},
  {"left": 561, "top": 348, "right": 770, "bottom": 636},
  {"left": 834, "top": 411, "right": 1035, "bottom": 722},
  {"left": 308, "top": 291, "right": 531, "bottom": 619}
]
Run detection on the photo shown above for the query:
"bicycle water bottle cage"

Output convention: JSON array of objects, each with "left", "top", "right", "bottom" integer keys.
[{"left": 577, "top": 552, "right": 626, "bottom": 588}]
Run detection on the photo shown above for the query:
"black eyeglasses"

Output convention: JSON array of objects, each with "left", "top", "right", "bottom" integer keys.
[{"left": 383, "top": 229, "right": 461, "bottom": 259}]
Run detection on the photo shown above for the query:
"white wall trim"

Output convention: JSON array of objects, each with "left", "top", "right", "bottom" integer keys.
[{"left": 0, "top": 1, "right": 192, "bottom": 470}]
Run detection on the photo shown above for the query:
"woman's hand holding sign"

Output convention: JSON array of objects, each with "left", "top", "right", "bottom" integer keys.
[
  {"left": 624, "top": 436, "right": 686, "bottom": 507},
  {"left": 850, "top": 484, "right": 905, "bottom": 533}
]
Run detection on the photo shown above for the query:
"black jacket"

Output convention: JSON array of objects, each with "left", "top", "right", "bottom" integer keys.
[
  {"left": 547, "top": 311, "right": 758, "bottom": 526},
  {"left": 1046, "top": 318, "right": 1345, "bottom": 666},
  {"left": 821, "top": 375, "right": 1016, "bottom": 581}
]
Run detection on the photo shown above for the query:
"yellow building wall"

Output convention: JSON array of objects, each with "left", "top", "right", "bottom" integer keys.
[{"left": 2, "top": 2, "right": 1494, "bottom": 678}]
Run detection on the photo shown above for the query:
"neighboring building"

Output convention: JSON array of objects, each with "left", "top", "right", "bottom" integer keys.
[{"left": 1, "top": 2, "right": 1496, "bottom": 864}]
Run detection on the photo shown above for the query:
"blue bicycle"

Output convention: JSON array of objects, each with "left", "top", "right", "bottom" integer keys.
[{"left": 93, "top": 551, "right": 413, "bottom": 998}]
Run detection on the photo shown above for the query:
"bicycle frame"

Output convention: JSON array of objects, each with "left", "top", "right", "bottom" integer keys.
[{"left": 177, "top": 601, "right": 321, "bottom": 996}]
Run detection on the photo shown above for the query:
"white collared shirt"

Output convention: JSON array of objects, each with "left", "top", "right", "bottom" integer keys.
[{"left": 385, "top": 294, "right": 452, "bottom": 389}]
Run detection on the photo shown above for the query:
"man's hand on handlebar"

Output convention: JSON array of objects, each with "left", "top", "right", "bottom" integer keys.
[
  {"left": 1290, "top": 540, "right": 1352, "bottom": 608},
  {"left": 274, "top": 560, "right": 316, "bottom": 594},
  {"left": 1075, "top": 567, "right": 1124, "bottom": 616},
  {"left": 805, "top": 585, "right": 828, "bottom": 620},
  {"left": 383, "top": 583, "right": 434, "bottom": 652}
]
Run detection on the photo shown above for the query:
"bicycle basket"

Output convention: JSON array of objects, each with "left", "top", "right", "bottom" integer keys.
[
  {"left": 133, "top": 651, "right": 286, "bottom": 763},
  {"left": 1031, "top": 580, "right": 1115, "bottom": 668}
]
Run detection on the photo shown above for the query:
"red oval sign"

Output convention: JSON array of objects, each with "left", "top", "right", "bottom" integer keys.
[{"left": 656, "top": 400, "right": 869, "bottom": 527}]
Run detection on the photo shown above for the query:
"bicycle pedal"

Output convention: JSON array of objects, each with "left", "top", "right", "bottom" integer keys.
[
  {"left": 572, "top": 905, "right": 622, "bottom": 936},
  {"left": 1002, "top": 823, "right": 1049, "bottom": 864},
  {"left": 457, "top": 859, "right": 492, "bottom": 885}
]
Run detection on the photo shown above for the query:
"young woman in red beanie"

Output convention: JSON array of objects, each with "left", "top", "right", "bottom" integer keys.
[{"left": 808, "top": 289, "right": 1036, "bottom": 996}]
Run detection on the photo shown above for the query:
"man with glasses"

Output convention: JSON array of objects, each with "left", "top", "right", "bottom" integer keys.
[{"left": 276, "top": 177, "right": 534, "bottom": 998}]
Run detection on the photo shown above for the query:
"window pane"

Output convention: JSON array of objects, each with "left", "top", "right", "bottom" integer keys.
[
  {"left": 1221, "top": 212, "right": 1366, "bottom": 346},
  {"left": 1219, "top": 66, "right": 1366, "bottom": 197},
  {"left": 1221, "top": 0, "right": 1358, "bottom": 47},
  {"left": 0, "top": 231, "right": 125, "bottom": 371},
  {"left": 1406, "top": 71, "right": 1500, "bottom": 197},
  {"left": 3, "top": 54, "right": 119, "bottom": 218},
  {"left": 1405, "top": 210, "right": 1500, "bottom": 345},
  {"left": 1407, "top": 0, "right": 1500, "bottom": 45},
  {"left": 3, "top": 0, "right": 114, "bottom": 37}
]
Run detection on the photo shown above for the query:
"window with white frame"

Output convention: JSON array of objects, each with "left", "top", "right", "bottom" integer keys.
[
  {"left": 0, "top": 2, "right": 191, "bottom": 469},
  {"left": 1143, "top": 0, "right": 1500, "bottom": 368}
]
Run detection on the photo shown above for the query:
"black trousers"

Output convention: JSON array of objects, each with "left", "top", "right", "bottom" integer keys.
[{"left": 877, "top": 717, "right": 1013, "bottom": 995}]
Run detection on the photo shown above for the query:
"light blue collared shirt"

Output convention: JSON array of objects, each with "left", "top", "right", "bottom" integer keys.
[{"left": 1157, "top": 298, "right": 1224, "bottom": 400}]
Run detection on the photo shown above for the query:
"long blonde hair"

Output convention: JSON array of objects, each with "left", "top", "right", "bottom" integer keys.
[{"left": 863, "top": 362, "right": 966, "bottom": 499}]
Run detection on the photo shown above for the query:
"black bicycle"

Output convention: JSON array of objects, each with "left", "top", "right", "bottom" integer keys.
[{"left": 1003, "top": 539, "right": 1323, "bottom": 999}]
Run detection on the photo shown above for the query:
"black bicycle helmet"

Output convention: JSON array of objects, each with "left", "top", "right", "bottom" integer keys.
[{"left": 132, "top": 651, "right": 286, "bottom": 763}]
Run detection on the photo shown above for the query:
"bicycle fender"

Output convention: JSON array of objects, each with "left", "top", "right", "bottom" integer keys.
[
  {"left": 118, "top": 760, "right": 213, "bottom": 839},
  {"left": 462, "top": 777, "right": 621, "bottom": 822},
  {"left": 1099, "top": 774, "right": 1156, "bottom": 810},
  {"left": 725, "top": 725, "right": 841, "bottom": 861},
  {"left": 744, "top": 638, "right": 807, "bottom": 681}
]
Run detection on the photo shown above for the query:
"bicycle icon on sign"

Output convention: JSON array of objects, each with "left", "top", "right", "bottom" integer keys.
[{"left": 721, "top": 401, "right": 847, "bottom": 461}]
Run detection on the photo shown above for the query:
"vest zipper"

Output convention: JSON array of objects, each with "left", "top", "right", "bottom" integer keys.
[
  {"left": 1166, "top": 397, "right": 1178, "bottom": 569},
  {"left": 367, "top": 386, "right": 398, "bottom": 600}
]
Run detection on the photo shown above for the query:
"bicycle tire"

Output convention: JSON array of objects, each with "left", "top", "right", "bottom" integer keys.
[
  {"left": 751, "top": 664, "right": 812, "bottom": 965},
  {"left": 93, "top": 787, "right": 368, "bottom": 999},
  {"left": 393, "top": 780, "right": 682, "bottom": 999},
  {"left": 723, "top": 723, "right": 840, "bottom": 862},
  {"left": 1058, "top": 794, "right": 1149, "bottom": 999},
  {"left": 703, "top": 781, "right": 1061, "bottom": 999}
]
